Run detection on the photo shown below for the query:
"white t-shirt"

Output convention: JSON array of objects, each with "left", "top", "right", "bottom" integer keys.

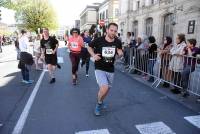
[
  {"left": 34, "top": 40, "right": 41, "bottom": 53},
  {"left": 19, "top": 35, "right": 30, "bottom": 52}
]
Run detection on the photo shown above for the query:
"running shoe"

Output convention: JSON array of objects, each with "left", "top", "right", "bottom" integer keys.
[
  {"left": 94, "top": 104, "right": 101, "bottom": 116},
  {"left": 22, "top": 80, "right": 34, "bottom": 84},
  {"left": 57, "top": 64, "right": 61, "bottom": 69},
  {"left": 72, "top": 79, "right": 76, "bottom": 85},
  {"left": 49, "top": 78, "right": 56, "bottom": 84},
  {"left": 86, "top": 74, "right": 89, "bottom": 77}
]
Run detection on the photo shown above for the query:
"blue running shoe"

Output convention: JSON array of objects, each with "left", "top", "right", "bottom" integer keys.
[
  {"left": 101, "top": 102, "right": 107, "bottom": 109},
  {"left": 22, "top": 80, "right": 34, "bottom": 84},
  {"left": 94, "top": 104, "right": 101, "bottom": 116}
]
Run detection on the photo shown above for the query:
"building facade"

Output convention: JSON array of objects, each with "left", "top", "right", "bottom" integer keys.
[
  {"left": 119, "top": 0, "right": 200, "bottom": 45},
  {"left": 80, "top": 6, "right": 99, "bottom": 32},
  {"left": 75, "top": 20, "right": 80, "bottom": 29},
  {"left": 98, "top": 0, "right": 120, "bottom": 26}
]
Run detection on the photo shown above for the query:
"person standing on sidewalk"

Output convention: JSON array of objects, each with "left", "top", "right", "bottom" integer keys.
[
  {"left": 41, "top": 28, "right": 59, "bottom": 84},
  {"left": 88, "top": 23, "right": 123, "bottom": 116},
  {"left": 68, "top": 28, "right": 84, "bottom": 85},
  {"left": 81, "top": 30, "right": 92, "bottom": 77},
  {"left": 0, "top": 35, "right": 2, "bottom": 53},
  {"left": 18, "top": 29, "right": 34, "bottom": 84}
]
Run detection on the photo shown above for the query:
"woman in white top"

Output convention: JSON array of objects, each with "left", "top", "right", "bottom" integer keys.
[
  {"left": 169, "top": 34, "right": 187, "bottom": 94},
  {"left": 18, "top": 29, "right": 34, "bottom": 84}
]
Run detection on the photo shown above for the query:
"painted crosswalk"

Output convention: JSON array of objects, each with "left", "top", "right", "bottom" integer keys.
[
  {"left": 184, "top": 115, "right": 200, "bottom": 129},
  {"left": 75, "top": 129, "right": 110, "bottom": 134},
  {"left": 75, "top": 115, "right": 200, "bottom": 134},
  {"left": 136, "top": 122, "right": 176, "bottom": 134}
]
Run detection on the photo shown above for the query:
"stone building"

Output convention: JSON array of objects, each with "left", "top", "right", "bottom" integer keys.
[
  {"left": 80, "top": 5, "right": 99, "bottom": 32},
  {"left": 98, "top": 0, "right": 120, "bottom": 27},
  {"left": 119, "top": 0, "right": 200, "bottom": 45}
]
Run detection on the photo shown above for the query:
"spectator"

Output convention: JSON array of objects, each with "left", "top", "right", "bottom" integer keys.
[
  {"left": 133, "top": 37, "right": 145, "bottom": 75},
  {"left": 137, "top": 36, "right": 149, "bottom": 77},
  {"left": 18, "top": 29, "right": 34, "bottom": 84},
  {"left": 169, "top": 34, "right": 187, "bottom": 94},
  {"left": 14, "top": 35, "right": 20, "bottom": 60},
  {"left": 147, "top": 36, "right": 157, "bottom": 82},
  {"left": 2, "top": 35, "right": 6, "bottom": 46},
  {"left": 181, "top": 39, "right": 200, "bottom": 97},
  {"left": 158, "top": 36, "right": 172, "bottom": 87},
  {"left": 117, "top": 33, "right": 122, "bottom": 41},
  {"left": 124, "top": 32, "right": 132, "bottom": 68},
  {"left": 0, "top": 35, "right": 2, "bottom": 53}
]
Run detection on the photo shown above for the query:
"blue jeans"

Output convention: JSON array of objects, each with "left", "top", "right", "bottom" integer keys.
[
  {"left": 148, "top": 59, "right": 156, "bottom": 75},
  {"left": 148, "top": 59, "right": 156, "bottom": 80},
  {"left": 181, "top": 65, "right": 194, "bottom": 90},
  {"left": 21, "top": 64, "right": 29, "bottom": 81}
]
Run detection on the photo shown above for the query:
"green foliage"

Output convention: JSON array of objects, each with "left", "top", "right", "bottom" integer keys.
[{"left": 3, "top": 0, "right": 58, "bottom": 32}]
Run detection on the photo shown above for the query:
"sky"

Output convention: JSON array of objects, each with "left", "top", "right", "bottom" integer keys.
[
  {"left": 0, "top": 7, "right": 15, "bottom": 25},
  {"left": 0, "top": 0, "right": 104, "bottom": 26},
  {"left": 50, "top": 0, "right": 104, "bottom": 26}
]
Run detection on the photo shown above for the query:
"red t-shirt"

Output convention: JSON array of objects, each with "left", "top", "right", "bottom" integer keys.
[{"left": 68, "top": 36, "right": 83, "bottom": 53}]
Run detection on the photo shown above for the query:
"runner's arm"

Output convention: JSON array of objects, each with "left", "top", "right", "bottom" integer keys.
[
  {"left": 87, "top": 46, "right": 95, "bottom": 57},
  {"left": 53, "top": 43, "right": 59, "bottom": 54},
  {"left": 117, "top": 48, "right": 123, "bottom": 57},
  {"left": 87, "top": 46, "right": 101, "bottom": 61}
]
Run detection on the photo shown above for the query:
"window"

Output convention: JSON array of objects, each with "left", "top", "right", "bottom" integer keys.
[
  {"left": 102, "top": 11, "right": 105, "bottom": 19},
  {"left": 106, "top": 9, "right": 108, "bottom": 19},
  {"left": 163, "top": 14, "right": 174, "bottom": 38},
  {"left": 137, "top": 1, "right": 140, "bottom": 9},
  {"left": 146, "top": 17, "right": 153, "bottom": 37},
  {"left": 99, "top": 13, "right": 102, "bottom": 20},
  {"left": 133, "top": 21, "right": 138, "bottom": 38},
  {"left": 115, "top": 8, "right": 119, "bottom": 17}
]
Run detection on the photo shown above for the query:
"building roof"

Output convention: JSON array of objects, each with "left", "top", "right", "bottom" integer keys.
[
  {"left": 80, "top": 5, "right": 99, "bottom": 17},
  {"left": 99, "top": 0, "right": 109, "bottom": 7}
]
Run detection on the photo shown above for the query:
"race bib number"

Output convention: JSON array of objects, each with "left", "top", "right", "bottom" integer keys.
[
  {"left": 84, "top": 42, "right": 88, "bottom": 48},
  {"left": 102, "top": 47, "right": 116, "bottom": 58},
  {"left": 71, "top": 42, "right": 78, "bottom": 49},
  {"left": 46, "top": 49, "right": 53, "bottom": 54}
]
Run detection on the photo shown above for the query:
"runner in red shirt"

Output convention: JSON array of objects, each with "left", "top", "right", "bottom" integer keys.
[{"left": 68, "top": 28, "right": 84, "bottom": 85}]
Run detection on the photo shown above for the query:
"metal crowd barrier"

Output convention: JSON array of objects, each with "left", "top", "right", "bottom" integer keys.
[{"left": 119, "top": 47, "right": 200, "bottom": 97}]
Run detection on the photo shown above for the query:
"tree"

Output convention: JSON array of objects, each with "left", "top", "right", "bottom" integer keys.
[
  {"left": 3, "top": 0, "right": 58, "bottom": 33},
  {"left": 0, "top": 0, "right": 11, "bottom": 7}
]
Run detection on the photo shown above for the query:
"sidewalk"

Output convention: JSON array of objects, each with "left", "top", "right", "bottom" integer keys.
[{"left": 115, "top": 62, "right": 200, "bottom": 114}]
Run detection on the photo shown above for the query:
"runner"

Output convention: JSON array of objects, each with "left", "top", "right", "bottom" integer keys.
[
  {"left": 87, "top": 23, "right": 123, "bottom": 116},
  {"left": 33, "top": 34, "right": 42, "bottom": 70},
  {"left": 68, "top": 28, "right": 84, "bottom": 85},
  {"left": 81, "top": 30, "right": 92, "bottom": 77},
  {"left": 41, "top": 28, "right": 59, "bottom": 84}
]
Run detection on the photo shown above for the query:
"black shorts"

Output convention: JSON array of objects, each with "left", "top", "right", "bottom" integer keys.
[{"left": 45, "top": 55, "right": 57, "bottom": 65}]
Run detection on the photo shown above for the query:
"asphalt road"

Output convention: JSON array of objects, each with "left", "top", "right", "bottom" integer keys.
[{"left": 0, "top": 42, "right": 199, "bottom": 134}]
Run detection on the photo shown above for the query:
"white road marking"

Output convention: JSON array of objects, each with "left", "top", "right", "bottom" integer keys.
[
  {"left": 184, "top": 115, "right": 200, "bottom": 128},
  {"left": 136, "top": 122, "right": 176, "bottom": 134},
  {"left": 57, "top": 57, "right": 64, "bottom": 63},
  {"left": 12, "top": 70, "right": 46, "bottom": 134},
  {"left": 75, "top": 129, "right": 110, "bottom": 134}
]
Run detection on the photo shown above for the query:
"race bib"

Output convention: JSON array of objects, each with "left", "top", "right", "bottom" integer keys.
[
  {"left": 102, "top": 47, "right": 116, "bottom": 58},
  {"left": 46, "top": 49, "right": 53, "bottom": 54},
  {"left": 71, "top": 42, "right": 78, "bottom": 49},
  {"left": 84, "top": 42, "right": 88, "bottom": 48}
]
